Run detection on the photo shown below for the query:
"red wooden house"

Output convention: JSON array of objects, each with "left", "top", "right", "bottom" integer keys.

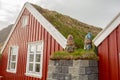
[
  {"left": 93, "top": 13, "right": 120, "bottom": 80},
  {"left": 0, "top": 2, "right": 67, "bottom": 80}
]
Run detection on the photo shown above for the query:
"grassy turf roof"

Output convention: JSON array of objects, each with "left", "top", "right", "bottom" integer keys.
[{"left": 32, "top": 4, "right": 102, "bottom": 48}]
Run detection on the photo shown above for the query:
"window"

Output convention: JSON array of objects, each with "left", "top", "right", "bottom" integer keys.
[
  {"left": 25, "top": 41, "right": 44, "bottom": 78},
  {"left": 22, "top": 16, "right": 28, "bottom": 27},
  {"left": 7, "top": 46, "right": 19, "bottom": 73}
]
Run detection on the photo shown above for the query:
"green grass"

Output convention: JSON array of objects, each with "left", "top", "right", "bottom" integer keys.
[
  {"left": 50, "top": 48, "right": 99, "bottom": 60},
  {"left": 32, "top": 4, "right": 102, "bottom": 48}
]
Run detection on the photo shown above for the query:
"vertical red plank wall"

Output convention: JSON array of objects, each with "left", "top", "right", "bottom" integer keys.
[
  {"left": 98, "top": 38, "right": 109, "bottom": 80},
  {"left": 0, "top": 8, "right": 63, "bottom": 80},
  {"left": 109, "top": 30, "right": 118, "bottom": 80},
  {"left": 98, "top": 25, "right": 120, "bottom": 80},
  {"left": 117, "top": 25, "right": 120, "bottom": 80}
]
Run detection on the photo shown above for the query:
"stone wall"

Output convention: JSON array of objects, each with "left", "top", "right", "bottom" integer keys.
[{"left": 47, "top": 60, "right": 98, "bottom": 80}]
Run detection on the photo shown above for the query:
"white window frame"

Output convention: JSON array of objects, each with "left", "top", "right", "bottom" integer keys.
[
  {"left": 25, "top": 41, "right": 44, "bottom": 78},
  {"left": 22, "top": 16, "right": 28, "bottom": 27},
  {"left": 6, "top": 46, "right": 19, "bottom": 73}
]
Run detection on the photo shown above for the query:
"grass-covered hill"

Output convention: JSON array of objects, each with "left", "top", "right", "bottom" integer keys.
[
  {"left": 0, "top": 24, "right": 13, "bottom": 44},
  {"left": 32, "top": 4, "right": 102, "bottom": 48},
  {"left": 0, "top": 24, "right": 13, "bottom": 50}
]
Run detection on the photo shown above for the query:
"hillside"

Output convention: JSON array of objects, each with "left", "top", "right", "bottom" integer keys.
[
  {"left": 32, "top": 4, "right": 102, "bottom": 48},
  {"left": 0, "top": 24, "right": 13, "bottom": 49}
]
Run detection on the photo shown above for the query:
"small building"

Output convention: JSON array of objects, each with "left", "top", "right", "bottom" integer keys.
[
  {"left": 0, "top": 2, "right": 67, "bottom": 80},
  {"left": 0, "top": 2, "right": 101, "bottom": 80},
  {"left": 93, "top": 13, "right": 120, "bottom": 80}
]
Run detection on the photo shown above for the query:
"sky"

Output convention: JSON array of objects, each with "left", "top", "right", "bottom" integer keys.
[{"left": 0, "top": 0, "right": 120, "bottom": 30}]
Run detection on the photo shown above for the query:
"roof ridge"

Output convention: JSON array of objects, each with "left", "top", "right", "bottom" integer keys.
[{"left": 93, "top": 12, "right": 120, "bottom": 46}]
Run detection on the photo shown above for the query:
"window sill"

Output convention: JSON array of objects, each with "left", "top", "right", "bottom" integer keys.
[
  {"left": 6, "top": 69, "right": 16, "bottom": 73},
  {"left": 25, "top": 73, "right": 42, "bottom": 79}
]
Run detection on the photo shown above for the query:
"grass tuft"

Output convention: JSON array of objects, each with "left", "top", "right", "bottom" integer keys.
[{"left": 50, "top": 48, "right": 99, "bottom": 60}]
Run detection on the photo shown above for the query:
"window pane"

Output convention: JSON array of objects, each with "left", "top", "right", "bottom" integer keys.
[
  {"left": 26, "top": 42, "right": 43, "bottom": 75},
  {"left": 12, "top": 47, "right": 17, "bottom": 55},
  {"left": 36, "top": 44, "right": 42, "bottom": 52},
  {"left": 36, "top": 54, "right": 41, "bottom": 62},
  {"left": 35, "top": 64, "right": 40, "bottom": 72},
  {"left": 22, "top": 16, "right": 28, "bottom": 27},
  {"left": 29, "top": 54, "right": 34, "bottom": 62},
  {"left": 30, "top": 45, "right": 35, "bottom": 52},
  {"left": 29, "top": 63, "right": 33, "bottom": 71},
  {"left": 11, "top": 63, "right": 15, "bottom": 69},
  {"left": 8, "top": 46, "right": 18, "bottom": 71},
  {"left": 12, "top": 55, "right": 16, "bottom": 61},
  {"left": 24, "top": 17, "right": 28, "bottom": 26}
]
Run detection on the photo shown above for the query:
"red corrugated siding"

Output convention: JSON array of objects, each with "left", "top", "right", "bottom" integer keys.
[
  {"left": 0, "top": 8, "right": 63, "bottom": 80},
  {"left": 98, "top": 24, "right": 120, "bottom": 80},
  {"left": 117, "top": 25, "right": 120, "bottom": 80},
  {"left": 98, "top": 38, "right": 109, "bottom": 80},
  {"left": 109, "top": 30, "right": 118, "bottom": 80}
]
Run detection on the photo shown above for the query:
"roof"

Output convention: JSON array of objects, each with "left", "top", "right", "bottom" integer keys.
[
  {"left": 93, "top": 12, "right": 120, "bottom": 47},
  {"left": 0, "top": 2, "right": 67, "bottom": 53},
  {"left": 32, "top": 3, "right": 101, "bottom": 48}
]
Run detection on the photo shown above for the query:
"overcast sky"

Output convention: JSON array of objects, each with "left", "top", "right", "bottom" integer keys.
[{"left": 0, "top": 0, "right": 120, "bottom": 30}]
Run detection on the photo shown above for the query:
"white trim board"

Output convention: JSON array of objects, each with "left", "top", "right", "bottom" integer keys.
[
  {"left": 93, "top": 12, "right": 120, "bottom": 47},
  {"left": 0, "top": 2, "right": 67, "bottom": 54}
]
